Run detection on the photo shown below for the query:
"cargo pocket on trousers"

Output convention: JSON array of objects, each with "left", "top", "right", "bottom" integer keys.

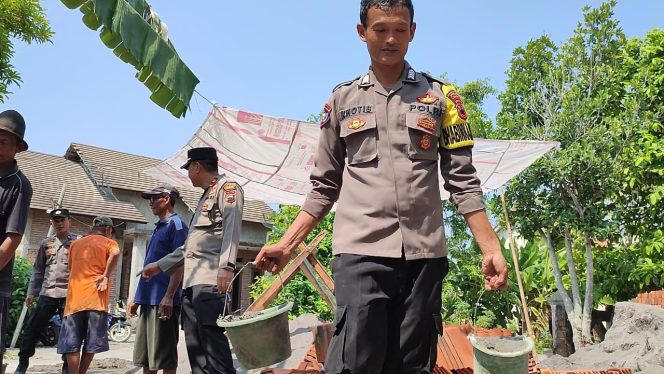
[
  {"left": 429, "top": 313, "right": 444, "bottom": 369},
  {"left": 433, "top": 313, "right": 443, "bottom": 336},
  {"left": 195, "top": 291, "right": 225, "bottom": 327},
  {"left": 325, "top": 305, "right": 348, "bottom": 372}
]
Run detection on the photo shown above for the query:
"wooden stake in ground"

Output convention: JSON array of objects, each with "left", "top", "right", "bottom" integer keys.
[{"left": 500, "top": 187, "right": 537, "bottom": 361}]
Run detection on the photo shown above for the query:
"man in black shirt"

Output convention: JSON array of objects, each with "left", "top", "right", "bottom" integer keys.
[{"left": 0, "top": 110, "right": 33, "bottom": 370}]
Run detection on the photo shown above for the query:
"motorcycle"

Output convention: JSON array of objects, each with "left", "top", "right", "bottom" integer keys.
[
  {"left": 39, "top": 311, "right": 62, "bottom": 347},
  {"left": 107, "top": 300, "right": 132, "bottom": 343}
]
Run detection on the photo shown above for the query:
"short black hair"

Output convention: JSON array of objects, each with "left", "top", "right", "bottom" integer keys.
[
  {"left": 360, "top": 0, "right": 414, "bottom": 27},
  {"left": 165, "top": 194, "right": 176, "bottom": 208},
  {"left": 197, "top": 160, "right": 218, "bottom": 173}
]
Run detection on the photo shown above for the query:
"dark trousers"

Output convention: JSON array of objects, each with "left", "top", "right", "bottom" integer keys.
[
  {"left": 325, "top": 254, "right": 449, "bottom": 374},
  {"left": 0, "top": 296, "right": 8, "bottom": 370},
  {"left": 182, "top": 285, "right": 236, "bottom": 374},
  {"left": 19, "top": 295, "right": 66, "bottom": 360}
]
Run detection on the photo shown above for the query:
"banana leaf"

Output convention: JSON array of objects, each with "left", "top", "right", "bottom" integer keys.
[{"left": 61, "top": 0, "right": 199, "bottom": 118}]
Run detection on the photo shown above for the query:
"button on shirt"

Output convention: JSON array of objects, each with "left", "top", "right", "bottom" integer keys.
[
  {"left": 302, "top": 62, "right": 485, "bottom": 260},
  {"left": 27, "top": 233, "right": 81, "bottom": 299},
  {"left": 134, "top": 214, "right": 188, "bottom": 306}
]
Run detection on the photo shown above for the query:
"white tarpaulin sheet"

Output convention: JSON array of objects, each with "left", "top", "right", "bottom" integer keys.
[{"left": 144, "top": 106, "right": 558, "bottom": 205}]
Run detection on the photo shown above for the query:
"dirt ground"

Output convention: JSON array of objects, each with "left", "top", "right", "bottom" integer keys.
[
  {"left": 29, "top": 358, "right": 137, "bottom": 374},
  {"left": 539, "top": 302, "right": 664, "bottom": 373}
]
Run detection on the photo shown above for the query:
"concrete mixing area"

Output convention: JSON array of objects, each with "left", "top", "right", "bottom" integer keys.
[{"left": 539, "top": 302, "right": 664, "bottom": 374}]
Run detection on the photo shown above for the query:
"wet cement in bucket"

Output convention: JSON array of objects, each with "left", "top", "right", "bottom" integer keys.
[{"left": 473, "top": 336, "right": 531, "bottom": 353}]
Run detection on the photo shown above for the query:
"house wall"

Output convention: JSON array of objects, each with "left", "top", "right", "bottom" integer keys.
[{"left": 236, "top": 247, "right": 263, "bottom": 311}]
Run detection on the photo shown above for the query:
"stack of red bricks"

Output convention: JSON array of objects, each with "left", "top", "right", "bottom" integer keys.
[{"left": 631, "top": 290, "right": 664, "bottom": 307}]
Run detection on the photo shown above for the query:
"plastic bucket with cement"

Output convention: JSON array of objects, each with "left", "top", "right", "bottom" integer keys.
[
  {"left": 218, "top": 302, "right": 293, "bottom": 369},
  {"left": 469, "top": 335, "right": 534, "bottom": 374}
]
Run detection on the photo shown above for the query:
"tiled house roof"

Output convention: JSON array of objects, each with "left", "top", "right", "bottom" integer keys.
[
  {"left": 16, "top": 151, "right": 147, "bottom": 223},
  {"left": 64, "top": 143, "right": 274, "bottom": 224}
]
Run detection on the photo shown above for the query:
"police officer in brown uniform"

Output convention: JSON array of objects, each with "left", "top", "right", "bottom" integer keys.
[
  {"left": 16, "top": 208, "right": 80, "bottom": 374},
  {"left": 139, "top": 147, "right": 243, "bottom": 374},
  {"left": 254, "top": 1, "right": 508, "bottom": 373}
]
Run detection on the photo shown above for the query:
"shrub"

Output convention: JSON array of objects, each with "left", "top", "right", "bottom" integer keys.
[{"left": 5, "top": 256, "right": 32, "bottom": 347}]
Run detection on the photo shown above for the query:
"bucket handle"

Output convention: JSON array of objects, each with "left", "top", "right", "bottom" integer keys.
[
  {"left": 221, "top": 262, "right": 285, "bottom": 318},
  {"left": 472, "top": 288, "right": 487, "bottom": 328}
]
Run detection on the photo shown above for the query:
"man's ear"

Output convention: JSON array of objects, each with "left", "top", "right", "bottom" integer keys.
[
  {"left": 410, "top": 22, "right": 416, "bottom": 42},
  {"left": 357, "top": 23, "right": 367, "bottom": 42}
]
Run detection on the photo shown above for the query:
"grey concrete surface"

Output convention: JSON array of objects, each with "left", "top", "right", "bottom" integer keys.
[{"left": 2, "top": 314, "right": 322, "bottom": 374}]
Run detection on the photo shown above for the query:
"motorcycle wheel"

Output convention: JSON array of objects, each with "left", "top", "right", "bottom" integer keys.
[
  {"left": 108, "top": 323, "right": 132, "bottom": 343},
  {"left": 39, "top": 325, "right": 58, "bottom": 347}
]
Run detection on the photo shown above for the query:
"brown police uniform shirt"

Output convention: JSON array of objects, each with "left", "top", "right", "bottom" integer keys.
[
  {"left": 157, "top": 176, "right": 244, "bottom": 289},
  {"left": 27, "top": 233, "right": 81, "bottom": 299},
  {"left": 302, "top": 62, "right": 484, "bottom": 260}
]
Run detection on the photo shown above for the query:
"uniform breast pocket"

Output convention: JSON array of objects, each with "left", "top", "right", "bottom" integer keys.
[
  {"left": 193, "top": 204, "right": 215, "bottom": 229},
  {"left": 45, "top": 249, "right": 57, "bottom": 265},
  {"left": 405, "top": 112, "right": 440, "bottom": 161},
  {"left": 340, "top": 114, "right": 378, "bottom": 165}
]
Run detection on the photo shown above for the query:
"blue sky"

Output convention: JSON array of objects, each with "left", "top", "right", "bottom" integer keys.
[{"left": 5, "top": 1, "right": 663, "bottom": 160}]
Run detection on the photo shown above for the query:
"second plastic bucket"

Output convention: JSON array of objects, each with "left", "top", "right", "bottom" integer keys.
[{"left": 468, "top": 334, "right": 534, "bottom": 374}]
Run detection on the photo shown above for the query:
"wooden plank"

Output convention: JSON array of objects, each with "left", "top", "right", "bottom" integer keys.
[
  {"left": 246, "top": 243, "right": 317, "bottom": 312},
  {"left": 299, "top": 260, "right": 336, "bottom": 310},
  {"left": 294, "top": 231, "right": 328, "bottom": 257},
  {"left": 307, "top": 254, "right": 335, "bottom": 293},
  {"left": 246, "top": 231, "right": 329, "bottom": 312}
]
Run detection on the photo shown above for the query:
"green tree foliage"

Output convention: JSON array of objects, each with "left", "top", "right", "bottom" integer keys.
[
  {"left": 249, "top": 205, "right": 335, "bottom": 321},
  {"left": 593, "top": 28, "right": 664, "bottom": 300},
  {"left": 7, "top": 256, "right": 32, "bottom": 344},
  {"left": 0, "top": 0, "right": 52, "bottom": 102},
  {"left": 496, "top": 0, "right": 664, "bottom": 347}
]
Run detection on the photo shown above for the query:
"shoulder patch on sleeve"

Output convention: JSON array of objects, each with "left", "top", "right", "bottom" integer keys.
[
  {"left": 222, "top": 182, "right": 238, "bottom": 204},
  {"left": 320, "top": 103, "right": 332, "bottom": 128},
  {"left": 440, "top": 84, "right": 473, "bottom": 150},
  {"left": 332, "top": 76, "right": 361, "bottom": 92}
]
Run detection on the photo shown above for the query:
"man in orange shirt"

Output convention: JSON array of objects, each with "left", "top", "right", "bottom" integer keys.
[{"left": 57, "top": 216, "right": 120, "bottom": 374}]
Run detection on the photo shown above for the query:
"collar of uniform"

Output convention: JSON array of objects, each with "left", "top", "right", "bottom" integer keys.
[
  {"left": 0, "top": 160, "right": 19, "bottom": 179},
  {"left": 402, "top": 61, "right": 417, "bottom": 84},
  {"left": 360, "top": 62, "right": 418, "bottom": 91},
  {"left": 357, "top": 70, "right": 373, "bottom": 88}
]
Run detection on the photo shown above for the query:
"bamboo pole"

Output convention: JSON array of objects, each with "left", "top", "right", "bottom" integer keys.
[{"left": 499, "top": 187, "right": 537, "bottom": 360}]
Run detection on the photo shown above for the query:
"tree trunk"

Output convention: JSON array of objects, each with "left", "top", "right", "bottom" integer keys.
[
  {"left": 581, "top": 234, "right": 594, "bottom": 343},
  {"left": 564, "top": 229, "right": 583, "bottom": 312},
  {"left": 542, "top": 231, "right": 582, "bottom": 348}
]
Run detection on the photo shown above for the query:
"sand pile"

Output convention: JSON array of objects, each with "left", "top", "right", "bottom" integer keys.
[{"left": 540, "top": 302, "right": 664, "bottom": 373}]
